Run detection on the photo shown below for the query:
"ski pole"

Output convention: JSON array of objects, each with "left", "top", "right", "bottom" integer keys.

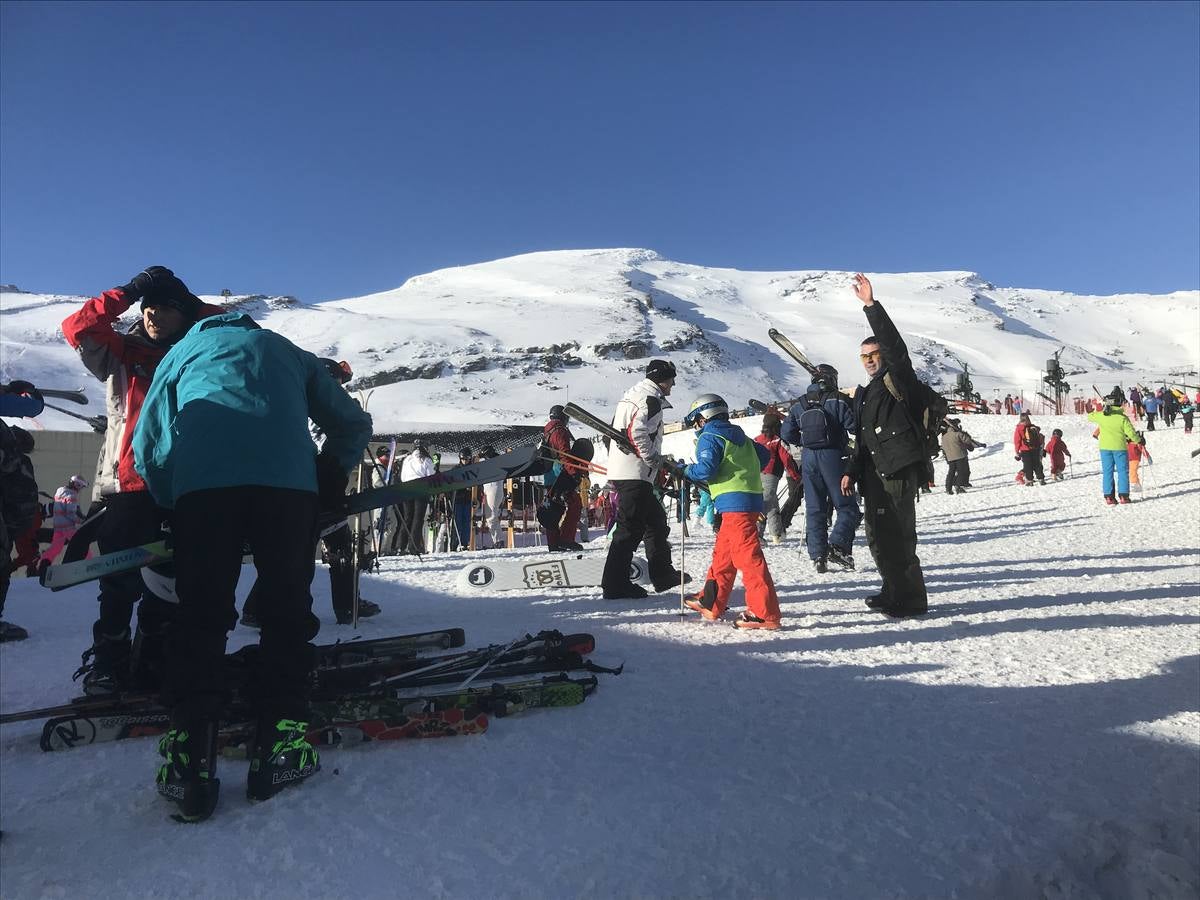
[
  {"left": 678, "top": 472, "right": 688, "bottom": 623},
  {"left": 455, "top": 637, "right": 523, "bottom": 690}
]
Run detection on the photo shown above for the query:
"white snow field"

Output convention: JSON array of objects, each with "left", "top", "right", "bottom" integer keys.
[
  {"left": 2, "top": 249, "right": 1198, "bottom": 434},
  {"left": 1, "top": 414, "right": 1198, "bottom": 899}
]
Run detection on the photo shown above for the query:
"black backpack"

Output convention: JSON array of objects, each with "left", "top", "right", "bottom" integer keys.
[
  {"left": 797, "top": 397, "right": 833, "bottom": 448},
  {"left": 883, "top": 374, "right": 950, "bottom": 459}
]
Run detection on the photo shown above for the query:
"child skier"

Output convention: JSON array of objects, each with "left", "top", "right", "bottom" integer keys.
[
  {"left": 1126, "top": 433, "right": 1152, "bottom": 493},
  {"left": 42, "top": 475, "right": 88, "bottom": 567},
  {"left": 1045, "top": 429, "right": 1071, "bottom": 481},
  {"left": 676, "top": 393, "right": 782, "bottom": 630},
  {"left": 1087, "top": 387, "right": 1140, "bottom": 504}
]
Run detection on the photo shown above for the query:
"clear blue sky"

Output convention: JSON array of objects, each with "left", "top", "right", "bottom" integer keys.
[{"left": 2, "top": 1, "right": 1197, "bottom": 300}]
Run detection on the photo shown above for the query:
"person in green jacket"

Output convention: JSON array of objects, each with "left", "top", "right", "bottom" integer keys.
[
  {"left": 133, "top": 312, "right": 372, "bottom": 822},
  {"left": 1087, "top": 386, "right": 1140, "bottom": 504}
]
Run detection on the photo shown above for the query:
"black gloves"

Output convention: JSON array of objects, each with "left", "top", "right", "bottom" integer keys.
[
  {"left": 3, "top": 380, "right": 42, "bottom": 400},
  {"left": 121, "top": 266, "right": 176, "bottom": 302},
  {"left": 315, "top": 453, "right": 349, "bottom": 509}
]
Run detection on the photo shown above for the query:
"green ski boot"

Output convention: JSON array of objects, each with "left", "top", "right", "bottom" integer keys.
[
  {"left": 156, "top": 718, "right": 220, "bottom": 823},
  {"left": 247, "top": 718, "right": 320, "bottom": 802}
]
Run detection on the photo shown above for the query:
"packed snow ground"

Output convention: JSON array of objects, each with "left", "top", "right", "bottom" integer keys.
[{"left": 1, "top": 415, "right": 1198, "bottom": 899}]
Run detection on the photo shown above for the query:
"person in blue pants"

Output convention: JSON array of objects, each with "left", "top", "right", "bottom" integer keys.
[{"left": 782, "top": 366, "right": 861, "bottom": 573}]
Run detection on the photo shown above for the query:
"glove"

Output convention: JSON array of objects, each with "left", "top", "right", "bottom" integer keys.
[
  {"left": 120, "top": 265, "right": 176, "bottom": 302},
  {"left": 1014, "top": 455, "right": 1020, "bottom": 461},
  {"left": 3, "top": 380, "right": 41, "bottom": 400},
  {"left": 315, "top": 453, "right": 349, "bottom": 509},
  {"left": 663, "top": 458, "right": 688, "bottom": 480}
]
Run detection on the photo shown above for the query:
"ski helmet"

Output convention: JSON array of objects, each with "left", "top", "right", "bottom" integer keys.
[
  {"left": 1107, "top": 385, "right": 1126, "bottom": 405},
  {"left": 684, "top": 393, "right": 728, "bottom": 426},
  {"left": 815, "top": 363, "right": 839, "bottom": 391},
  {"left": 459, "top": 447, "right": 472, "bottom": 460},
  {"left": 479, "top": 445, "right": 497, "bottom": 458},
  {"left": 68, "top": 474, "right": 89, "bottom": 490},
  {"left": 549, "top": 405, "right": 567, "bottom": 421}
]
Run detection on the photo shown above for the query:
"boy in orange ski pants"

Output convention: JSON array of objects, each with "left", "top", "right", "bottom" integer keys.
[{"left": 674, "top": 393, "right": 781, "bottom": 630}]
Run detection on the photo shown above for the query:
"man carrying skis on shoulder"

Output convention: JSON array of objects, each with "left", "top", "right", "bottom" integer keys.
[
  {"left": 600, "top": 359, "right": 689, "bottom": 599},
  {"left": 133, "top": 311, "right": 372, "bottom": 823},
  {"left": 674, "top": 394, "right": 782, "bottom": 630},
  {"left": 62, "top": 266, "right": 223, "bottom": 694},
  {"left": 782, "top": 364, "right": 861, "bottom": 573}
]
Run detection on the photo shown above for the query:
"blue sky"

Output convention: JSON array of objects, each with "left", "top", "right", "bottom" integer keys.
[{"left": 1, "top": 1, "right": 1197, "bottom": 300}]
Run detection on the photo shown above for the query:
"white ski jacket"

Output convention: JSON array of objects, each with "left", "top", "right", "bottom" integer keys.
[{"left": 605, "top": 378, "right": 672, "bottom": 483}]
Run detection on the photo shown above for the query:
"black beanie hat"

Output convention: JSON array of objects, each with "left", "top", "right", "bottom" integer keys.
[
  {"left": 645, "top": 359, "right": 676, "bottom": 382},
  {"left": 141, "top": 275, "right": 202, "bottom": 321}
]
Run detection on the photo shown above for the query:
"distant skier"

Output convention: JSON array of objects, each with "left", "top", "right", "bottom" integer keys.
[
  {"left": 782, "top": 365, "right": 860, "bottom": 573},
  {"left": 449, "top": 448, "right": 475, "bottom": 551},
  {"left": 600, "top": 359, "right": 689, "bottom": 599},
  {"left": 754, "top": 414, "right": 798, "bottom": 544},
  {"left": 1045, "top": 428, "right": 1071, "bottom": 481},
  {"left": 540, "top": 406, "right": 584, "bottom": 552},
  {"left": 676, "top": 393, "right": 781, "bottom": 630},
  {"left": 1013, "top": 413, "right": 1046, "bottom": 486},
  {"left": 42, "top": 475, "right": 88, "bottom": 567},
  {"left": 133, "top": 310, "right": 372, "bottom": 822},
  {"left": 939, "top": 418, "right": 979, "bottom": 493},
  {"left": 477, "top": 446, "right": 507, "bottom": 549},
  {"left": 1142, "top": 392, "right": 1160, "bottom": 430},
  {"left": 398, "top": 440, "right": 436, "bottom": 554},
  {"left": 1180, "top": 397, "right": 1195, "bottom": 434},
  {"left": 1086, "top": 387, "right": 1139, "bottom": 505}
]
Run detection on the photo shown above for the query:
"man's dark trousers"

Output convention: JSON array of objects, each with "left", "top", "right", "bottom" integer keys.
[
  {"left": 860, "top": 461, "right": 927, "bottom": 613},
  {"left": 166, "top": 486, "right": 321, "bottom": 721},
  {"left": 601, "top": 480, "right": 672, "bottom": 591}
]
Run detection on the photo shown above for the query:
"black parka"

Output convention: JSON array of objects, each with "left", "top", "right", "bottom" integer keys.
[{"left": 849, "top": 302, "right": 928, "bottom": 480}]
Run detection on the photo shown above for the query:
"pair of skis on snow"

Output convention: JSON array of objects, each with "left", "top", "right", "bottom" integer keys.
[{"left": 2, "top": 627, "right": 621, "bottom": 752}]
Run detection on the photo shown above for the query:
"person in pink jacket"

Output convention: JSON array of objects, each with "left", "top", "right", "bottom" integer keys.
[{"left": 41, "top": 475, "right": 88, "bottom": 566}]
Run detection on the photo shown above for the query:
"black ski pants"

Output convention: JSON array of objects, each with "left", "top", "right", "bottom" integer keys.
[
  {"left": 94, "top": 491, "right": 176, "bottom": 653},
  {"left": 945, "top": 457, "right": 970, "bottom": 492},
  {"left": 244, "top": 520, "right": 355, "bottom": 620},
  {"left": 602, "top": 480, "right": 673, "bottom": 591},
  {"left": 398, "top": 497, "right": 427, "bottom": 554},
  {"left": 780, "top": 474, "right": 803, "bottom": 531},
  {"left": 1020, "top": 450, "right": 1045, "bottom": 484},
  {"left": 166, "top": 486, "right": 320, "bottom": 722},
  {"left": 860, "top": 461, "right": 927, "bottom": 613}
]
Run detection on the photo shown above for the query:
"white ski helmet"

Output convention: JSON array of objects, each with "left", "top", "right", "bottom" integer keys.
[
  {"left": 684, "top": 393, "right": 729, "bottom": 426},
  {"left": 68, "top": 474, "right": 89, "bottom": 490}
]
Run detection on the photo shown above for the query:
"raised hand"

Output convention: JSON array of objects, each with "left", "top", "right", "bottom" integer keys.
[{"left": 852, "top": 273, "right": 875, "bottom": 306}]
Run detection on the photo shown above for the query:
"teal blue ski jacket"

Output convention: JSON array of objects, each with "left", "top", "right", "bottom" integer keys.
[{"left": 133, "top": 313, "right": 372, "bottom": 507}]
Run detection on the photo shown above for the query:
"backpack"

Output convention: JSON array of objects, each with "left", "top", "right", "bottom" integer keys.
[
  {"left": 1025, "top": 424, "right": 1044, "bottom": 450},
  {"left": 797, "top": 397, "right": 832, "bottom": 448},
  {"left": 882, "top": 374, "right": 949, "bottom": 459}
]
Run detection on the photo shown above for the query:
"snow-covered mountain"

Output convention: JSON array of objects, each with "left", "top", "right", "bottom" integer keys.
[{"left": 2, "top": 249, "right": 1197, "bottom": 432}]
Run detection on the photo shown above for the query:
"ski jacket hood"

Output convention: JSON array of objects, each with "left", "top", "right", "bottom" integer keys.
[
  {"left": 132, "top": 313, "right": 373, "bottom": 508},
  {"left": 606, "top": 378, "right": 672, "bottom": 483},
  {"left": 684, "top": 419, "right": 770, "bottom": 513}
]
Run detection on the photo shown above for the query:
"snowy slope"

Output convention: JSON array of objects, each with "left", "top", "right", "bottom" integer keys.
[
  {"left": 2, "top": 249, "right": 1197, "bottom": 434},
  {"left": 1, "top": 416, "right": 1197, "bottom": 898}
]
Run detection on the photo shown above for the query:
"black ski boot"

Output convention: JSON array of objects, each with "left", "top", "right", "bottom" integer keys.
[
  {"left": 335, "top": 598, "right": 381, "bottom": 625},
  {"left": 827, "top": 546, "right": 855, "bottom": 571},
  {"left": 0, "top": 620, "right": 29, "bottom": 642},
  {"left": 651, "top": 570, "right": 691, "bottom": 592},
  {"left": 157, "top": 716, "right": 220, "bottom": 823},
  {"left": 247, "top": 718, "right": 320, "bottom": 802},
  {"left": 74, "top": 626, "right": 131, "bottom": 696},
  {"left": 813, "top": 557, "right": 828, "bottom": 574}
]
